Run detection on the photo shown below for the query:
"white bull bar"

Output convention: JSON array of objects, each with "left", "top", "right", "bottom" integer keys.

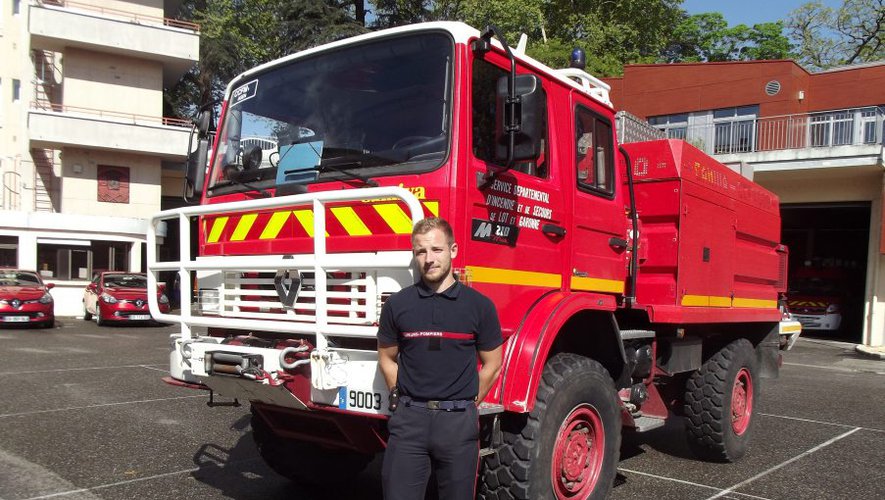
[{"left": 146, "top": 186, "right": 424, "bottom": 346}]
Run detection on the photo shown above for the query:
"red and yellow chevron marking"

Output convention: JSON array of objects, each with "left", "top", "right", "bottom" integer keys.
[
  {"left": 204, "top": 201, "right": 439, "bottom": 244},
  {"left": 787, "top": 300, "right": 828, "bottom": 308}
]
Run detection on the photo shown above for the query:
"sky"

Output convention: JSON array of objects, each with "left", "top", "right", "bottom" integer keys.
[{"left": 680, "top": 0, "right": 845, "bottom": 26}]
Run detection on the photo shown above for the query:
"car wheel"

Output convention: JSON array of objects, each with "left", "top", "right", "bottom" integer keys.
[
  {"left": 83, "top": 303, "right": 92, "bottom": 321},
  {"left": 479, "top": 353, "right": 621, "bottom": 500},
  {"left": 685, "top": 338, "right": 758, "bottom": 462},
  {"left": 95, "top": 306, "right": 105, "bottom": 326}
]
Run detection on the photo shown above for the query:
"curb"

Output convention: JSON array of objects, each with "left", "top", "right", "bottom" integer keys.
[{"left": 854, "top": 344, "right": 885, "bottom": 361}]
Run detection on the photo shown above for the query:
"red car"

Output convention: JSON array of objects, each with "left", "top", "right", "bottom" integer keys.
[
  {"left": 83, "top": 272, "right": 170, "bottom": 325},
  {"left": 0, "top": 269, "right": 55, "bottom": 328}
]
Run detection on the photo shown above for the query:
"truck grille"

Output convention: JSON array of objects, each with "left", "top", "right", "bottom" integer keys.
[
  {"left": 204, "top": 271, "right": 378, "bottom": 327},
  {"left": 201, "top": 271, "right": 381, "bottom": 325}
]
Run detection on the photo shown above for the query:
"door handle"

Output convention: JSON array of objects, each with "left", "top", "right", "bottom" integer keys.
[
  {"left": 609, "top": 237, "right": 628, "bottom": 248},
  {"left": 541, "top": 223, "right": 566, "bottom": 238}
]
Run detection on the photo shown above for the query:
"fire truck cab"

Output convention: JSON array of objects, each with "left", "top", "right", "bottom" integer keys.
[{"left": 147, "top": 22, "right": 801, "bottom": 499}]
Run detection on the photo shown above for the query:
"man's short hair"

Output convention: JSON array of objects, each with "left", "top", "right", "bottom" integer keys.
[{"left": 412, "top": 217, "right": 455, "bottom": 246}]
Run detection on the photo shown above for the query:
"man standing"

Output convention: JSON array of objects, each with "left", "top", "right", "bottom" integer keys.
[{"left": 378, "top": 217, "right": 503, "bottom": 500}]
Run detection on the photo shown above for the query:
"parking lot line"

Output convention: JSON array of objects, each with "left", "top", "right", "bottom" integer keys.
[
  {"left": 18, "top": 457, "right": 263, "bottom": 500},
  {"left": 760, "top": 412, "right": 885, "bottom": 433},
  {"left": 783, "top": 362, "right": 885, "bottom": 376},
  {"left": 703, "top": 427, "right": 862, "bottom": 500},
  {"left": 618, "top": 468, "right": 773, "bottom": 500},
  {"left": 0, "top": 363, "right": 167, "bottom": 377},
  {"left": 0, "top": 395, "right": 206, "bottom": 419}
]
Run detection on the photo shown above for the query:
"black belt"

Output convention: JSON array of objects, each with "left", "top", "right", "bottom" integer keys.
[{"left": 401, "top": 396, "right": 473, "bottom": 411}]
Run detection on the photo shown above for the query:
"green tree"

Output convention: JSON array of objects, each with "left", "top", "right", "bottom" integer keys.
[
  {"left": 164, "top": 0, "right": 365, "bottom": 120},
  {"left": 662, "top": 13, "right": 793, "bottom": 62},
  {"left": 787, "top": 0, "right": 884, "bottom": 70}
]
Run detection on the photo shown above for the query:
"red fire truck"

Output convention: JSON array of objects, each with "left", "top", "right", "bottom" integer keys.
[{"left": 147, "top": 22, "right": 801, "bottom": 499}]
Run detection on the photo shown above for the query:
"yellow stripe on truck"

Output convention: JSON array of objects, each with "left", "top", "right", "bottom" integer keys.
[
  {"left": 260, "top": 211, "right": 291, "bottom": 240},
  {"left": 331, "top": 206, "right": 372, "bottom": 236},
  {"left": 230, "top": 213, "right": 257, "bottom": 241},
  {"left": 373, "top": 203, "right": 413, "bottom": 234},
  {"left": 466, "top": 266, "right": 562, "bottom": 288},
  {"left": 207, "top": 216, "right": 229, "bottom": 243}
]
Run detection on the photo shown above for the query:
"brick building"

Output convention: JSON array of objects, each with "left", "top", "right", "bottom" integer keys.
[{"left": 605, "top": 60, "right": 885, "bottom": 346}]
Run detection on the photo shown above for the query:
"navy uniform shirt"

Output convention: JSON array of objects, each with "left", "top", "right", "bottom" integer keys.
[{"left": 377, "top": 280, "right": 503, "bottom": 401}]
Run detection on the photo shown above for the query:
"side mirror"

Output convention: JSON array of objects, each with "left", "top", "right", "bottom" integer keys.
[
  {"left": 196, "top": 109, "right": 212, "bottom": 137},
  {"left": 86, "top": 283, "right": 96, "bottom": 291},
  {"left": 495, "top": 74, "right": 546, "bottom": 163},
  {"left": 45, "top": 283, "right": 55, "bottom": 290},
  {"left": 185, "top": 137, "right": 209, "bottom": 199}
]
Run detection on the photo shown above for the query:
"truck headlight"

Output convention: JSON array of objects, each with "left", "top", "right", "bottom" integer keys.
[{"left": 100, "top": 293, "right": 118, "bottom": 304}]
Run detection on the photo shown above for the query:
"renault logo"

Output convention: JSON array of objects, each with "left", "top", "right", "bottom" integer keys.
[
  {"left": 135, "top": 299, "right": 145, "bottom": 308},
  {"left": 10, "top": 299, "right": 21, "bottom": 309},
  {"left": 274, "top": 270, "right": 302, "bottom": 309}
]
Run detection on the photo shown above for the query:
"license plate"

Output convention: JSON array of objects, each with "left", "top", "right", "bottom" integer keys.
[
  {"left": 129, "top": 315, "right": 151, "bottom": 320},
  {"left": 2, "top": 316, "right": 29, "bottom": 322}
]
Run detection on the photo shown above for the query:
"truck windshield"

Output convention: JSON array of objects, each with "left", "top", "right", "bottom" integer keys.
[{"left": 208, "top": 32, "right": 453, "bottom": 195}]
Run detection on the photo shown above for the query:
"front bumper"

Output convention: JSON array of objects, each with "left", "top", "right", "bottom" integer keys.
[
  {"left": 792, "top": 312, "right": 841, "bottom": 331},
  {"left": 0, "top": 304, "right": 54, "bottom": 325}
]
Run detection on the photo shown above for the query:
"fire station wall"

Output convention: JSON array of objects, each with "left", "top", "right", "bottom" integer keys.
[
  {"left": 807, "top": 65, "right": 885, "bottom": 112},
  {"left": 63, "top": 48, "right": 163, "bottom": 117},
  {"left": 607, "top": 61, "right": 811, "bottom": 119},
  {"left": 60, "top": 148, "right": 162, "bottom": 217}
]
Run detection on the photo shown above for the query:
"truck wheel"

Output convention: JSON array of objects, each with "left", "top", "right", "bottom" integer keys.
[
  {"left": 479, "top": 353, "right": 620, "bottom": 500},
  {"left": 685, "top": 338, "right": 758, "bottom": 462},
  {"left": 250, "top": 410, "right": 373, "bottom": 486}
]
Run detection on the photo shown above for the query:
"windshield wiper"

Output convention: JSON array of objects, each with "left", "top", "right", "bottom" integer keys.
[
  {"left": 212, "top": 176, "right": 272, "bottom": 197},
  {"left": 318, "top": 162, "right": 379, "bottom": 187}
]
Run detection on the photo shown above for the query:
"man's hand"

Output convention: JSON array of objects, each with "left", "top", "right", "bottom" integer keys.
[{"left": 476, "top": 345, "right": 503, "bottom": 406}]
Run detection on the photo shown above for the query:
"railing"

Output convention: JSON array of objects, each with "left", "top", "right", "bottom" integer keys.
[
  {"left": 30, "top": 100, "right": 192, "bottom": 128},
  {"left": 37, "top": 0, "right": 199, "bottom": 32},
  {"left": 652, "top": 107, "right": 885, "bottom": 156}
]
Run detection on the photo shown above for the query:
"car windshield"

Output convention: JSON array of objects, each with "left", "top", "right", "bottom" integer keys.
[
  {"left": 207, "top": 31, "right": 453, "bottom": 195},
  {"left": 789, "top": 277, "right": 840, "bottom": 296},
  {"left": 0, "top": 271, "right": 41, "bottom": 286},
  {"left": 103, "top": 274, "right": 147, "bottom": 289}
]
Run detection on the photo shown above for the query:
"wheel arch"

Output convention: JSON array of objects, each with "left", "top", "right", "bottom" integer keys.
[{"left": 500, "top": 292, "right": 627, "bottom": 413}]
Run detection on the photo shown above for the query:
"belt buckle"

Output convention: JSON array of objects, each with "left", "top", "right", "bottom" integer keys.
[{"left": 427, "top": 400, "right": 441, "bottom": 410}]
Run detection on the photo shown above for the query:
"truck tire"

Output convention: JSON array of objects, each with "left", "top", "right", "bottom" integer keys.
[
  {"left": 250, "top": 410, "right": 373, "bottom": 487},
  {"left": 479, "top": 353, "right": 621, "bottom": 500},
  {"left": 685, "top": 338, "right": 758, "bottom": 462}
]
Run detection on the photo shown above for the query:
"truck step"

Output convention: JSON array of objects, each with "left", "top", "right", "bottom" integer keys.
[
  {"left": 632, "top": 416, "right": 666, "bottom": 432},
  {"left": 478, "top": 402, "right": 505, "bottom": 415},
  {"left": 620, "top": 329, "right": 656, "bottom": 340}
]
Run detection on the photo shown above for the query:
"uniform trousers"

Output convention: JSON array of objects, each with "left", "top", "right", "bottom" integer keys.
[{"left": 382, "top": 400, "right": 480, "bottom": 500}]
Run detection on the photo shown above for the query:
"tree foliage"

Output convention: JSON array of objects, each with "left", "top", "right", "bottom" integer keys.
[
  {"left": 787, "top": 0, "right": 884, "bottom": 70},
  {"left": 164, "top": 0, "right": 365, "bottom": 119},
  {"left": 662, "top": 13, "right": 793, "bottom": 62}
]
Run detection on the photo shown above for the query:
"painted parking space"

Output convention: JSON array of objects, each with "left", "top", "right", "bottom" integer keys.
[{"left": 0, "top": 324, "right": 881, "bottom": 500}]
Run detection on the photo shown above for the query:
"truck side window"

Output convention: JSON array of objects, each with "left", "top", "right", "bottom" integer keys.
[
  {"left": 575, "top": 106, "right": 614, "bottom": 195},
  {"left": 472, "top": 58, "right": 547, "bottom": 178}
]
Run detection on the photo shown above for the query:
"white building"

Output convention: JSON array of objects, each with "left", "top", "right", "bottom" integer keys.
[{"left": 0, "top": 0, "right": 199, "bottom": 315}]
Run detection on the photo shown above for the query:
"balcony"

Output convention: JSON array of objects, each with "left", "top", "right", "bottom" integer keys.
[
  {"left": 29, "top": 0, "right": 199, "bottom": 86},
  {"left": 28, "top": 102, "right": 192, "bottom": 158},
  {"left": 653, "top": 107, "right": 885, "bottom": 171}
]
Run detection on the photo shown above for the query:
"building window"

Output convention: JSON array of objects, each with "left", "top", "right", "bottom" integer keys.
[
  {"left": 13, "top": 0, "right": 21, "bottom": 15},
  {"left": 12, "top": 79, "right": 20, "bottom": 102},
  {"left": 860, "top": 107, "right": 883, "bottom": 144},
  {"left": 810, "top": 110, "right": 854, "bottom": 147},
  {"left": 0, "top": 236, "right": 17, "bottom": 267},
  {"left": 471, "top": 58, "right": 548, "bottom": 178},
  {"left": 97, "top": 165, "right": 131, "bottom": 203},
  {"left": 575, "top": 106, "right": 614, "bottom": 195},
  {"left": 36, "top": 240, "right": 130, "bottom": 280},
  {"left": 648, "top": 113, "right": 688, "bottom": 139},
  {"left": 37, "top": 242, "right": 92, "bottom": 280},
  {"left": 713, "top": 106, "right": 758, "bottom": 154}
]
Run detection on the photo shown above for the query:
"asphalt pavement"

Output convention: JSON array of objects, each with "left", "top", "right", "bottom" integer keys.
[{"left": 0, "top": 320, "right": 882, "bottom": 500}]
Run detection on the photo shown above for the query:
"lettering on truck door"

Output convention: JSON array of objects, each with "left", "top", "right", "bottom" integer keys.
[
  {"left": 568, "top": 99, "right": 628, "bottom": 297},
  {"left": 464, "top": 55, "right": 565, "bottom": 331}
]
